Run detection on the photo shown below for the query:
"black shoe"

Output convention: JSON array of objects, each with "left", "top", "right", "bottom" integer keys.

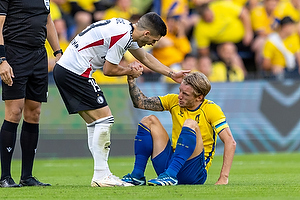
[
  {"left": 0, "top": 177, "right": 21, "bottom": 188},
  {"left": 19, "top": 177, "right": 51, "bottom": 187}
]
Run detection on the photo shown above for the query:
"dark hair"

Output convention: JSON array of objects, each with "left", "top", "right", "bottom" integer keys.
[
  {"left": 136, "top": 12, "right": 167, "bottom": 37},
  {"left": 280, "top": 16, "right": 295, "bottom": 26},
  {"left": 196, "top": 3, "right": 210, "bottom": 16}
]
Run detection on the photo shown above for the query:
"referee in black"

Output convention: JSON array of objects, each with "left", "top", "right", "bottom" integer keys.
[{"left": 0, "top": 0, "right": 62, "bottom": 187}]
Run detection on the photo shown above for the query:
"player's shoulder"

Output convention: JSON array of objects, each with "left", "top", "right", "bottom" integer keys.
[
  {"left": 159, "top": 93, "right": 178, "bottom": 104},
  {"left": 161, "top": 93, "right": 178, "bottom": 100},
  {"left": 110, "top": 17, "right": 131, "bottom": 26},
  {"left": 201, "top": 99, "right": 221, "bottom": 110}
]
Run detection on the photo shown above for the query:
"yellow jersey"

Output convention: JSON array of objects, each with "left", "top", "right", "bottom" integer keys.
[
  {"left": 61, "top": 0, "right": 100, "bottom": 14},
  {"left": 193, "top": 1, "right": 244, "bottom": 49},
  {"left": 263, "top": 33, "right": 300, "bottom": 68},
  {"left": 274, "top": 1, "right": 300, "bottom": 22},
  {"left": 50, "top": 2, "right": 62, "bottom": 21},
  {"left": 159, "top": 94, "right": 229, "bottom": 170},
  {"left": 250, "top": 5, "right": 278, "bottom": 35},
  {"left": 209, "top": 61, "right": 245, "bottom": 82},
  {"left": 232, "top": 0, "right": 248, "bottom": 7},
  {"left": 152, "top": 32, "right": 192, "bottom": 67},
  {"left": 159, "top": 0, "right": 189, "bottom": 19},
  {"left": 102, "top": 6, "right": 138, "bottom": 20}
]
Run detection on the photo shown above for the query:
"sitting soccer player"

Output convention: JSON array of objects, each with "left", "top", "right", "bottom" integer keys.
[{"left": 122, "top": 72, "right": 236, "bottom": 186}]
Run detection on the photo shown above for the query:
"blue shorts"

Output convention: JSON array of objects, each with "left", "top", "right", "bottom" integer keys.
[{"left": 151, "top": 140, "right": 207, "bottom": 185}]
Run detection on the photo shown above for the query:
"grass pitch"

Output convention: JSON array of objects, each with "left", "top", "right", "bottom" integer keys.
[{"left": 0, "top": 152, "right": 299, "bottom": 200}]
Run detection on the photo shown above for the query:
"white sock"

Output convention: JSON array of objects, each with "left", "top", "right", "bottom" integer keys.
[
  {"left": 86, "top": 122, "right": 95, "bottom": 156},
  {"left": 92, "top": 116, "right": 114, "bottom": 180}
]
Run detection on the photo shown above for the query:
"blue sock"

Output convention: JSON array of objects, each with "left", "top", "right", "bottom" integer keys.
[
  {"left": 166, "top": 127, "right": 196, "bottom": 178},
  {"left": 131, "top": 123, "right": 153, "bottom": 179}
]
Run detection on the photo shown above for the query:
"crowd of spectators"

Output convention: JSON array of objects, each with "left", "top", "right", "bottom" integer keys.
[{"left": 46, "top": 0, "right": 300, "bottom": 83}]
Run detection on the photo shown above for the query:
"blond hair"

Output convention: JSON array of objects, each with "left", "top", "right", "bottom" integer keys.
[{"left": 183, "top": 72, "right": 211, "bottom": 97}]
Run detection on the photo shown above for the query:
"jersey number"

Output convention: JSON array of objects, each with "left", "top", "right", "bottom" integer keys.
[
  {"left": 89, "top": 79, "right": 101, "bottom": 92},
  {"left": 79, "top": 20, "right": 111, "bottom": 36}
]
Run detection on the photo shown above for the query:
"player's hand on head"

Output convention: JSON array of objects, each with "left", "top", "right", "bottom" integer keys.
[
  {"left": 171, "top": 70, "right": 190, "bottom": 83},
  {"left": 0, "top": 62, "right": 14, "bottom": 86}
]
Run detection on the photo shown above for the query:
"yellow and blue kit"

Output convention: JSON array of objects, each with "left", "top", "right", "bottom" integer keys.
[{"left": 159, "top": 94, "right": 229, "bottom": 170}]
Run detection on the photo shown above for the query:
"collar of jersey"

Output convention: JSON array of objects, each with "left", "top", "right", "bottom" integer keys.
[{"left": 187, "top": 102, "right": 202, "bottom": 112}]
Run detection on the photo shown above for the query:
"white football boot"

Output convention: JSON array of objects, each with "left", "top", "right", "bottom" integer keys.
[{"left": 91, "top": 174, "right": 134, "bottom": 187}]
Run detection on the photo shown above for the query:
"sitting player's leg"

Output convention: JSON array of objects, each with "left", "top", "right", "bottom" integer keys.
[
  {"left": 148, "top": 119, "right": 203, "bottom": 186},
  {"left": 122, "top": 115, "right": 169, "bottom": 186},
  {"left": 176, "top": 120, "right": 207, "bottom": 184}
]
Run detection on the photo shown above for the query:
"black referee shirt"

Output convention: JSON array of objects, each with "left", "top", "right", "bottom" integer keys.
[{"left": 0, "top": 0, "right": 50, "bottom": 49}]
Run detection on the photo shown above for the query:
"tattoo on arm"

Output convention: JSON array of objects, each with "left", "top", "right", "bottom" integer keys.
[
  {"left": 128, "top": 80, "right": 163, "bottom": 111},
  {"left": 168, "top": 71, "right": 174, "bottom": 78}
]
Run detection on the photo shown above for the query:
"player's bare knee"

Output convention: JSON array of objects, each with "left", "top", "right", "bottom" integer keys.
[
  {"left": 24, "top": 108, "right": 41, "bottom": 123},
  {"left": 6, "top": 108, "right": 23, "bottom": 123},
  {"left": 183, "top": 119, "right": 198, "bottom": 130},
  {"left": 140, "top": 115, "right": 159, "bottom": 126}
]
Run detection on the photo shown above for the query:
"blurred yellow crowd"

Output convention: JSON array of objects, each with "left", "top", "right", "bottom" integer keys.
[{"left": 46, "top": 0, "right": 300, "bottom": 83}]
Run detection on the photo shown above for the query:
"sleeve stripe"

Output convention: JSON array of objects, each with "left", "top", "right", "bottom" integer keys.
[{"left": 215, "top": 121, "right": 226, "bottom": 129}]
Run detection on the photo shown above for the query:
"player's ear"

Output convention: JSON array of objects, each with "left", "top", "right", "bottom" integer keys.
[
  {"left": 144, "top": 30, "right": 150, "bottom": 36},
  {"left": 197, "top": 94, "right": 204, "bottom": 102}
]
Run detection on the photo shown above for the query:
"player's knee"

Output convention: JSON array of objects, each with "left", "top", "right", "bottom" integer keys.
[
  {"left": 140, "top": 115, "right": 159, "bottom": 126},
  {"left": 23, "top": 108, "right": 41, "bottom": 123},
  {"left": 6, "top": 108, "right": 23, "bottom": 123},
  {"left": 183, "top": 119, "right": 198, "bottom": 130}
]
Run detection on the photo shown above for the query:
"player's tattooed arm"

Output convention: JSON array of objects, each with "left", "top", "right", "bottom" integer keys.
[{"left": 127, "top": 76, "right": 164, "bottom": 111}]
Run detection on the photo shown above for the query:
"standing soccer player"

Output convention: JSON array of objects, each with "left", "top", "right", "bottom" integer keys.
[
  {"left": 122, "top": 72, "right": 236, "bottom": 186},
  {"left": 0, "top": 0, "right": 62, "bottom": 187},
  {"left": 53, "top": 12, "right": 189, "bottom": 187}
]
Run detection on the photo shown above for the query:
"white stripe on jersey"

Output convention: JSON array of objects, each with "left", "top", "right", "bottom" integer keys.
[{"left": 57, "top": 18, "right": 140, "bottom": 78}]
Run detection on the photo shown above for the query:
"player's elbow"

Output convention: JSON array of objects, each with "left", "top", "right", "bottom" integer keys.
[
  {"left": 102, "top": 68, "right": 113, "bottom": 76},
  {"left": 231, "top": 139, "right": 237, "bottom": 151},
  {"left": 225, "top": 137, "right": 237, "bottom": 151}
]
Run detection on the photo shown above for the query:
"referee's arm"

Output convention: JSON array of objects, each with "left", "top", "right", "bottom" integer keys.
[
  {"left": 46, "top": 14, "right": 62, "bottom": 62},
  {"left": 0, "top": 15, "right": 14, "bottom": 86}
]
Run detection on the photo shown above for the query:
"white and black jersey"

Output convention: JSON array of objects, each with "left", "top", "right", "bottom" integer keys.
[
  {"left": 57, "top": 18, "right": 140, "bottom": 78},
  {"left": 0, "top": 0, "right": 50, "bottom": 49}
]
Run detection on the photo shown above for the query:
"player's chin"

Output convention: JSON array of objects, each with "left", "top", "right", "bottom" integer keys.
[{"left": 178, "top": 102, "right": 185, "bottom": 107}]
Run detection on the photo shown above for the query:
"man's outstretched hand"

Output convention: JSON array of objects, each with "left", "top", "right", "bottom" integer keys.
[{"left": 171, "top": 70, "right": 191, "bottom": 83}]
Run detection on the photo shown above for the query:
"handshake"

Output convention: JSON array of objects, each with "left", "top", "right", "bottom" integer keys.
[{"left": 127, "top": 61, "right": 144, "bottom": 79}]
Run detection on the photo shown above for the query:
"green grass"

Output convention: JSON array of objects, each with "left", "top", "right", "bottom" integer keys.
[{"left": 1, "top": 152, "right": 299, "bottom": 200}]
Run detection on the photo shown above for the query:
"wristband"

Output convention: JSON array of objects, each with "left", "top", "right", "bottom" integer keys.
[
  {"left": 0, "top": 45, "right": 6, "bottom": 58},
  {"left": 53, "top": 49, "right": 63, "bottom": 57}
]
